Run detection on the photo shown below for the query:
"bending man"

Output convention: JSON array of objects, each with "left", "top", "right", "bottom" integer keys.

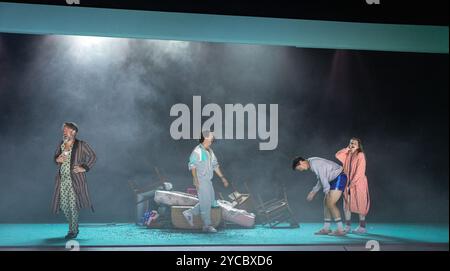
[{"left": 292, "top": 156, "right": 347, "bottom": 236}]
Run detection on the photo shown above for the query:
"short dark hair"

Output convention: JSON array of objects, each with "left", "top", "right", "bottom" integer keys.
[
  {"left": 292, "top": 156, "right": 306, "bottom": 170},
  {"left": 63, "top": 122, "right": 79, "bottom": 133},
  {"left": 199, "top": 130, "right": 212, "bottom": 143}
]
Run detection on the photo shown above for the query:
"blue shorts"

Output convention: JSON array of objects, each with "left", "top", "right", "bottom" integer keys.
[{"left": 329, "top": 172, "right": 347, "bottom": 191}]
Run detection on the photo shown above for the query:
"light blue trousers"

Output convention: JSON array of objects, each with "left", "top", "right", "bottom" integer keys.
[{"left": 188, "top": 178, "right": 215, "bottom": 226}]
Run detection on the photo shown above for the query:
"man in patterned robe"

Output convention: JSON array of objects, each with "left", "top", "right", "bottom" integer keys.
[{"left": 52, "top": 122, "right": 96, "bottom": 239}]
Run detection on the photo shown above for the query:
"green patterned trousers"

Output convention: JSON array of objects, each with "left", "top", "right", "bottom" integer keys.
[{"left": 59, "top": 145, "right": 79, "bottom": 233}]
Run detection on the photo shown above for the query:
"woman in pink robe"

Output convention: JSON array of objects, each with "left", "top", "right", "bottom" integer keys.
[{"left": 335, "top": 138, "right": 370, "bottom": 234}]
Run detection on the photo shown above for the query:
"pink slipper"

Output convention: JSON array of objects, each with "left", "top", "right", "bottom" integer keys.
[
  {"left": 314, "top": 228, "right": 332, "bottom": 235},
  {"left": 352, "top": 226, "right": 367, "bottom": 234},
  {"left": 344, "top": 225, "right": 352, "bottom": 233}
]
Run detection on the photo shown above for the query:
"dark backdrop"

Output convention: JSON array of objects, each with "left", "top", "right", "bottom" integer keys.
[{"left": 0, "top": 33, "right": 448, "bottom": 223}]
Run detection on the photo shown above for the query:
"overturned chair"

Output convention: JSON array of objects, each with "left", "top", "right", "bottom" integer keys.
[
  {"left": 255, "top": 185, "right": 299, "bottom": 228},
  {"left": 128, "top": 167, "right": 173, "bottom": 227}
]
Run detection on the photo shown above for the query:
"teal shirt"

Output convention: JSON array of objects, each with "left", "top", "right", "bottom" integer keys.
[{"left": 188, "top": 144, "right": 219, "bottom": 182}]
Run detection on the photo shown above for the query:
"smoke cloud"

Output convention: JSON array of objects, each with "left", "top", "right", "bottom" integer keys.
[{"left": 0, "top": 33, "right": 448, "bottom": 223}]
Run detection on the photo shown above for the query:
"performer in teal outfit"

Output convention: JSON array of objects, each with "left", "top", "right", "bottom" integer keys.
[{"left": 183, "top": 130, "right": 230, "bottom": 233}]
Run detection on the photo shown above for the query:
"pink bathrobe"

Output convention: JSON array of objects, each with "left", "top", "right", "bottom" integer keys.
[{"left": 336, "top": 148, "right": 370, "bottom": 216}]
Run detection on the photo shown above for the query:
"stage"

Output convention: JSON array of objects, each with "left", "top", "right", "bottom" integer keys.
[{"left": 0, "top": 223, "right": 447, "bottom": 251}]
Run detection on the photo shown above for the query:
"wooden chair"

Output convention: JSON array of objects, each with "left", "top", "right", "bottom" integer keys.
[{"left": 255, "top": 184, "right": 299, "bottom": 228}]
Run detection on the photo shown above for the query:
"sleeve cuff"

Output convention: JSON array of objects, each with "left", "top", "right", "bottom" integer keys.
[{"left": 81, "top": 164, "right": 90, "bottom": 172}]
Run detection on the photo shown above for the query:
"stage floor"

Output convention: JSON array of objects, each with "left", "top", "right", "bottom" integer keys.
[{"left": 0, "top": 223, "right": 448, "bottom": 251}]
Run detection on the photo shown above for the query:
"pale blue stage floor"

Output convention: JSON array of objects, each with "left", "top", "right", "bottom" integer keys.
[{"left": 0, "top": 223, "right": 448, "bottom": 250}]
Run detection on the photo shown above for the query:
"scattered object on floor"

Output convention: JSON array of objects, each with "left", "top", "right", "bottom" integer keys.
[
  {"left": 133, "top": 187, "right": 172, "bottom": 225},
  {"left": 228, "top": 191, "right": 248, "bottom": 207},
  {"left": 155, "top": 190, "right": 199, "bottom": 206},
  {"left": 143, "top": 210, "right": 161, "bottom": 228},
  {"left": 171, "top": 206, "right": 222, "bottom": 230},
  {"left": 255, "top": 185, "right": 299, "bottom": 228},
  {"left": 217, "top": 200, "right": 255, "bottom": 228},
  {"left": 186, "top": 187, "right": 198, "bottom": 196},
  {"left": 229, "top": 192, "right": 255, "bottom": 212},
  {"left": 219, "top": 181, "right": 257, "bottom": 214},
  {"left": 128, "top": 167, "right": 174, "bottom": 224},
  {"left": 139, "top": 206, "right": 171, "bottom": 228}
]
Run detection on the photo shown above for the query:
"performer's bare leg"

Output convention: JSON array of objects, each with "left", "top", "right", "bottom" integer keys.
[
  {"left": 323, "top": 197, "right": 332, "bottom": 230},
  {"left": 326, "top": 190, "right": 345, "bottom": 235},
  {"left": 315, "top": 197, "right": 333, "bottom": 235},
  {"left": 344, "top": 200, "right": 352, "bottom": 232}
]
